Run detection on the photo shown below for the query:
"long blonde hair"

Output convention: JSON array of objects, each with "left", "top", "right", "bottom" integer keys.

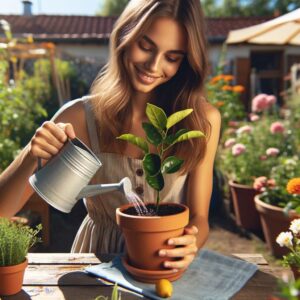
[{"left": 91, "top": 0, "right": 210, "bottom": 173}]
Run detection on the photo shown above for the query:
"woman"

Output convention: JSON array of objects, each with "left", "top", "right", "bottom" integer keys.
[{"left": 0, "top": 0, "right": 220, "bottom": 272}]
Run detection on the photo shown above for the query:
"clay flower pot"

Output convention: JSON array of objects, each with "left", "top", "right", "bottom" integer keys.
[
  {"left": 254, "top": 195, "right": 299, "bottom": 257},
  {"left": 116, "top": 202, "right": 189, "bottom": 283},
  {"left": 229, "top": 180, "right": 261, "bottom": 231},
  {"left": 0, "top": 259, "right": 28, "bottom": 296}
]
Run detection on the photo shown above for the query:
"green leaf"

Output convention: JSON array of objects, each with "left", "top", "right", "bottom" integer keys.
[
  {"left": 171, "top": 130, "right": 205, "bottom": 146},
  {"left": 166, "top": 109, "right": 193, "bottom": 129},
  {"left": 143, "top": 153, "right": 161, "bottom": 176},
  {"left": 117, "top": 134, "right": 149, "bottom": 153},
  {"left": 142, "top": 122, "right": 162, "bottom": 146},
  {"left": 161, "top": 156, "right": 184, "bottom": 174},
  {"left": 164, "top": 129, "right": 189, "bottom": 145},
  {"left": 146, "top": 172, "right": 164, "bottom": 191},
  {"left": 146, "top": 103, "right": 167, "bottom": 130}
]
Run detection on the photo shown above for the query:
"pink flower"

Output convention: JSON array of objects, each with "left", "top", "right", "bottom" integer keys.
[
  {"left": 232, "top": 143, "right": 246, "bottom": 156},
  {"left": 260, "top": 155, "right": 268, "bottom": 161},
  {"left": 224, "top": 138, "right": 236, "bottom": 148},
  {"left": 266, "top": 95, "right": 277, "bottom": 106},
  {"left": 236, "top": 125, "right": 253, "bottom": 135},
  {"left": 253, "top": 176, "right": 276, "bottom": 192},
  {"left": 253, "top": 176, "right": 267, "bottom": 191},
  {"left": 251, "top": 94, "right": 268, "bottom": 112},
  {"left": 270, "top": 121, "right": 284, "bottom": 134},
  {"left": 249, "top": 114, "right": 260, "bottom": 122},
  {"left": 266, "top": 147, "right": 280, "bottom": 157},
  {"left": 228, "top": 121, "right": 239, "bottom": 128}
]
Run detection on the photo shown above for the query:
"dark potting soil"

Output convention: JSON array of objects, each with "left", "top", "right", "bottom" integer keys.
[{"left": 124, "top": 203, "right": 185, "bottom": 216}]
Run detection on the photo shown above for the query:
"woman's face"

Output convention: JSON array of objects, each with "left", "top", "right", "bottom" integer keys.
[{"left": 124, "top": 17, "right": 187, "bottom": 95}]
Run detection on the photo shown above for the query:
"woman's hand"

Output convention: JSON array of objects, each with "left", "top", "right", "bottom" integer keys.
[
  {"left": 28, "top": 121, "right": 76, "bottom": 160},
  {"left": 159, "top": 225, "right": 199, "bottom": 272}
]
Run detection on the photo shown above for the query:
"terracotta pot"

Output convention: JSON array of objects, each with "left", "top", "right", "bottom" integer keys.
[
  {"left": 0, "top": 259, "right": 28, "bottom": 296},
  {"left": 116, "top": 202, "right": 189, "bottom": 283},
  {"left": 291, "top": 265, "right": 300, "bottom": 280},
  {"left": 254, "top": 195, "right": 299, "bottom": 258},
  {"left": 229, "top": 180, "right": 261, "bottom": 231}
]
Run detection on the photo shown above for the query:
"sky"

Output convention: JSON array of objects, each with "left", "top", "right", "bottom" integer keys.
[{"left": 0, "top": 0, "right": 103, "bottom": 15}]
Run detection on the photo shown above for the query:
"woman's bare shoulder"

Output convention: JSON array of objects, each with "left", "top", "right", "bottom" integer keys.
[{"left": 202, "top": 101, "right": 221, "bottom": 124}]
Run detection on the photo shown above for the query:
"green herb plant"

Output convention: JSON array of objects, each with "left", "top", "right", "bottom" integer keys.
[
  {"left": 117, "top": 103, "right": 204, "bottom": 214},
  {"left": 0, "top": 218, "right": 42, "bottom": 266}
]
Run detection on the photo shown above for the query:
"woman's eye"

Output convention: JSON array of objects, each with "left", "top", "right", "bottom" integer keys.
[
  {"left": 138, "top": 41, "right": 152, "bottom": 51},
  {"left": 166, "top": 56, "right": 180, "bottom": 63}
]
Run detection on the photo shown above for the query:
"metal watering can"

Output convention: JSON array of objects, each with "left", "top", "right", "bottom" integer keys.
[{"left": 29, "top": 138, "right": 132, "bottom": 213}]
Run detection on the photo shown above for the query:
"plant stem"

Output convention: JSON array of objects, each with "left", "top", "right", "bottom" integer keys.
[{"left": 155, "top": 191, "right": 160, "bottom": 214}]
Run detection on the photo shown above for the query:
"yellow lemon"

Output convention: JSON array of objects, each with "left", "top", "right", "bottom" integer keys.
[{"left": 155, "top": 279, "right": 173, "bottom": 298}]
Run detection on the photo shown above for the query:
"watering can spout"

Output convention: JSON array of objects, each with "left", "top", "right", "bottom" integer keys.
[{"left": 76, "top": 177, "right": 132, "bottom": 200}]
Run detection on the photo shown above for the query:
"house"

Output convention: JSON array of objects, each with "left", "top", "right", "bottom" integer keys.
[{"left": 1, "top": 1, "right": 298, "bottom": 108}]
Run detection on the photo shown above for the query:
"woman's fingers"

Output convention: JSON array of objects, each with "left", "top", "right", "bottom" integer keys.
[
  {"left": 159, "top": 244, "right": 197, "bottom": 258},
  {"left": 184, "top": 225, "right": 198, "bottom": 235},
  {"left": 158, "top": 225, "right": 199, "bottom": 271},
  {"left": 164, "top": 254, "right": 195, "bottom": 270},
  {"left": 56, "top": 122, "right": 76, "bottom": 140},
  {"left": 29, "top": 121, "right": 76, "bottom": 159}
]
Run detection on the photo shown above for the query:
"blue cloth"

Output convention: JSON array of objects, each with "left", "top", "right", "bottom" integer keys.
[{"left": 85, "top": 249, "right": 258, "bottom": 300}]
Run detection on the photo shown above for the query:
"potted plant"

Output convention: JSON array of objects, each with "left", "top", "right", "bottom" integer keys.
[
  {"left": 276, "top": 218, "right": 300, "bottom": 280},
  {"left": 0, "top": 218, "right": 42, "bottom": 296},
  {"left": 254, "top": 165, "right": 300, "bottom": 257},
  {"left": 116, "top": 103, "right": 204, "bottom": 282},
  {"left": 218, "top": 93, "right": 292, "bottom": 232}
]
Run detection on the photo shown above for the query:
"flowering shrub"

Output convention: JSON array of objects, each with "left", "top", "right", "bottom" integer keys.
[
  {"left": 257, "top": 163, "right": 300, "bottom": 212},
  {"left": 218, "top": 91, "right": 298, "bottom": 186},
  {"left": 276, "top": 219, "right": 300, "bottom": 269},
  {"left": 207, "top": 74, "right": 246, "bottom": 129}
]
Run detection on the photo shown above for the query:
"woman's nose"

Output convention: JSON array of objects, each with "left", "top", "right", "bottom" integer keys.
[{"left": 144, "top": 53, "right": 161, "bottom": 73}]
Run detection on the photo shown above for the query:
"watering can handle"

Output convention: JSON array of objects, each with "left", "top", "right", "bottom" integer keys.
[{"left": 37, "top": 158, "right": 42, "bottom": 171}]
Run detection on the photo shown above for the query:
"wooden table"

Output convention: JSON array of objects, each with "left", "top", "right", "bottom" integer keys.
[{"left": 1, "top": 253, "right": 291, "bottom": 300}]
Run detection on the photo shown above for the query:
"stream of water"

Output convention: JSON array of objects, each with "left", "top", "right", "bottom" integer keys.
[{"left": 124, "top": 190, "right": 154, "bottom": 216}]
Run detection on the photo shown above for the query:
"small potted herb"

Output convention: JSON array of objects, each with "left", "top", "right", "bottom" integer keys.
[
  {"left": 116, "top": 103, "right": 204, "bottom": 282},
  {"left": 0, "top": 217, "right": 42, "bottom": 296}
]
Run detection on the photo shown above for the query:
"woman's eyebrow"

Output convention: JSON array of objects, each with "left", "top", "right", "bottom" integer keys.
[{"left": 142, "top": 35, "right": 186, "bottom": 55}]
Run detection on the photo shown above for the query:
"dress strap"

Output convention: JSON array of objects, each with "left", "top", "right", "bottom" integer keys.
[{"left": 83, "top": 98, "right": 101, "bottom": 154}]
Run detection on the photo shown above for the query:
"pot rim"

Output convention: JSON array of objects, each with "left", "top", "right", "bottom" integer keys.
[
  {"left": 0, "top": 258, "right": 28, "bottom": 272},
  {"left": 229, "top": 180, "right": 254, "bottom": 189},
  {"left": 116, "top": 202, "right": 188, "bottom": 219},
  {"left": 254, "top": 194, "right": 299, "bottom": 216}
]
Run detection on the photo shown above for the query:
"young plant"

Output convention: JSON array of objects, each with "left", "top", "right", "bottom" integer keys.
[
  {"left": 0, "top": 218, "right": 42, "bottom": 266},
  {"left": 117, "top": 103, "right": 204, "bottom": 213}
]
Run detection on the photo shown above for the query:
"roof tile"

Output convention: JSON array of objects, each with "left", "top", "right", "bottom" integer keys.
[{"left": 0, "top": 15, "right": 272, "bottom": 42}]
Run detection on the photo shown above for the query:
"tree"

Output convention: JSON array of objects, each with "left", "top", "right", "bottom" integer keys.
[
  {"left": 202, "top": 0, "right": 300, "bottom": 17},
  {"left": 97, "top": 0, "right": 129, "bottom": 16}
]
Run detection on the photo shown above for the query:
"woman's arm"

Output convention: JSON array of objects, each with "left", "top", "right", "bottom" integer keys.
[
  {"left": 159, "top": 104, "right": 221, "bottom": 271},
  {"left": 0, "top": 100, "right": 87, "bottom": 218}
]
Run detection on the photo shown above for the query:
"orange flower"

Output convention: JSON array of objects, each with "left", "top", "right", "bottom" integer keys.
[
  {"left": 286, "top": 178, "right": 300, "bottom": 194},
  {"left": 232, "top": 85, "right": 245, "bottom": 93},
  {"left": 210, "top": 74, "right": 223, "bottom": 84},
  {"left": 221, "top": 85, "right": 233, "bottom": 91},
  {"left": 43, "top": 42, "right": 55, "bottom": 49},
  {"left": 215, "top": 101, "right": 225, "bottom": 107},
  {"left": 223, "top": 75, "right": 234, "bottom": 82}
]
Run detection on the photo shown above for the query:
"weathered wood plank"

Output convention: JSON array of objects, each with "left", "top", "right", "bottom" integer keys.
[
  {"left": 27, "top": 253, "right": 100, "bottom": 265},
  {"left": 24, "top": 265, "right": 106, "bottom": 286},
  {"left": 232, "top": 253, "right": 268, "bottom": 265},
  {"left": 19, "top": 286, "right": 143, "bottom": 299},
  {"left": 232, "top": 270, "right": 278, "bottom": 299}
]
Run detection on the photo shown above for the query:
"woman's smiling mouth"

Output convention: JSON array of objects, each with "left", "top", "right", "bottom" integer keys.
[{"left": 135, "top": 66, "right": 160, "bottom": 85}]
